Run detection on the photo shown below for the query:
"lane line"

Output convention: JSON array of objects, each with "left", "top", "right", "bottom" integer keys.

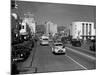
[
  {"left": 65, "top": 55, "right": 88, "bottom": 70},
  {"left": 66, "top": 47, "right": 96, "bottom": 60},
  {"left": 71, "top": 46, "right": 95, "bottom": 54}
]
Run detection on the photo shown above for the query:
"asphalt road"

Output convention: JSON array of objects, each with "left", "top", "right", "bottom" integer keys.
[{"left": 17, "top": 42, "right": 96, "bottom": 74}]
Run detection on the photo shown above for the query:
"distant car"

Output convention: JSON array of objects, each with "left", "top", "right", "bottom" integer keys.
[
  {"left": 71, "top": 39, "right": 81, "bottom": 47},
  {"left": 52, "top": 42, "right": 66, "bottom": 54},
  {"left": 61, "top": 37, "right": 71, "bottom": 44},
  {"left": 56, "top": 39, "right": 62, "bottom": 43},
  {"left": 48, "top": 39, "right": 53, "bottom": 45},
  {"left": 48, "top": 39, "right": 53, "bottom": 42},
  {"left": 40, "top": 38, "right": 49, "bottom": 45}
]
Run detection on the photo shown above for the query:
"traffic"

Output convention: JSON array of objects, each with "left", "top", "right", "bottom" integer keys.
[{"left": 11, "top": 0, "right": 96, "bottom": 74}]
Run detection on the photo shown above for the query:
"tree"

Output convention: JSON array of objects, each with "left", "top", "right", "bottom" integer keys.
[
  {"left": 36, "top": 25, "right": 46, "bottom": 34},
  {"left": 57, "top": 26, "right": 66, "bottom": 32}
]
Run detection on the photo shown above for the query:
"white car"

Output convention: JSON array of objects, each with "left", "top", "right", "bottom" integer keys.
[
  {"left": 52, "top": 43, "right": 66, "bottom": 54},
  {"left": 40, "top": 38, "right": 49, "bottom": 45}
]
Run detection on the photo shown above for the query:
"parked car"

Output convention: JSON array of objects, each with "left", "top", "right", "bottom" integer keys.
[
  {"left": 51, "top": 42, "right": 66, "bottom": 54},
  {"left": 90, "top": 39, "right": 96, "bottom": 52},
  {"left": 61, "top": 37, "right": 70, "bottom": 44},
  {"left": 11, "top": 45, "right": 31, "bottom": 62},
  {"left": 71, "top": 39, "right": 81, "bottom": 47}
]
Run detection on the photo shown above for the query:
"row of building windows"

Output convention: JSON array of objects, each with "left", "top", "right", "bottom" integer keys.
[
  {"left": 82, "top": 23, "right": 92, "bottom": 35},
  {"left": 82, "top": 23, "right": 92, "bottom": 26}
]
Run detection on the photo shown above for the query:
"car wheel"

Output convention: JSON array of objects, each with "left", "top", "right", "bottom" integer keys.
[{"left": 62, "top": 53, "right": 66, "bottom": 55}]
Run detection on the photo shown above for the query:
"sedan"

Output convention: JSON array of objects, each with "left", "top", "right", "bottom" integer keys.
[
  {"left": 11, "top": 45, "right": 31, "bottom": 62},
  {"left": 52, "top": 42, "right": 66, "bottom": 54}
]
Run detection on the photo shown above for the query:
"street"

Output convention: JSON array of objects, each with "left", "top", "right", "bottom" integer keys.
[
  {"left": 11, "top": 1, "right": 96, "bottom": 75},
  {"left": 17, "top": 41, "right": 96, "bottom": 74}
]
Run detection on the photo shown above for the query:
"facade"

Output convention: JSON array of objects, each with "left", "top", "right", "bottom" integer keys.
[
  {"left": 20, "top": 20, "right": 27, "bottom": 35},
  {"left": 24, "top": 12, "right": 36, "bottom": 35},
  {"left": 71, "top": 21, "right": 96, "bottom": 40},
  {"left": 45, "top": 21, "right": 57, "bottom": 36}
]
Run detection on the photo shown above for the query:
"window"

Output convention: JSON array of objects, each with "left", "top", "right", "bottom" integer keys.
[
  {"left": 82, "top": 23, "right": 84, "bottom": 35},
  {"left": 89, "top": 24, "right": 92, "bottom": 35},
  {"left": 82, "top": 23, "right": 84, "bottom": 25},
  {"left": 86, "top": 23, "right": 88, "bottom": 35},
  {"left": 22, "top": 26, "right": 24, "bottom": 29},
  {"left": 86, "top": 23, "right": 88, "bottom": 25}
]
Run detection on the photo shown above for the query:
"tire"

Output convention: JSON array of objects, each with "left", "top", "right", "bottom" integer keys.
[{"left": 62, "top": 52, "right": 66, "bottom": 55}]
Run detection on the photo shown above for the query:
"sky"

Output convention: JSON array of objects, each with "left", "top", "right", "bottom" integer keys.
[{"left": 12, "top": 1, "right": 96, "bottom": 28}]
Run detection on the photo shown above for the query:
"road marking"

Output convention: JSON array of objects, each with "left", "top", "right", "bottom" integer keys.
[
  {"left": 65, "top": 55, "right": 88, "bottom": 70},
  {"left": 66, "top": 47, "right": 96, "bottom": 60},
  {"left": 71, "top": 46, "right": 95, "bottom": 54}
]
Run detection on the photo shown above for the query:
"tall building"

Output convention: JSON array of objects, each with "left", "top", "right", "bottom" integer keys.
[
  {"left": 45, "top": 21, "right": 57, "bottom": 35},
  {"left": 71, "top": 21, "right": 96, "bottom": 40},
  {"left": 23, "top": 12, "right": 36, "bottom": 35}
]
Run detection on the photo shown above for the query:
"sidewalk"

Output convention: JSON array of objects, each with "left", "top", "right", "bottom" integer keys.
[{"left": 16, "top": 41, "right": 38, "bottom": 73}]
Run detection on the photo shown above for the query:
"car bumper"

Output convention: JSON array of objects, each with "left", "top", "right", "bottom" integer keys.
[
  {"left": 54, "top": 49, "right": 66, "bottom": 53},
  {"left": 40, "top": 42, "right": 49, "bottom": 45}
]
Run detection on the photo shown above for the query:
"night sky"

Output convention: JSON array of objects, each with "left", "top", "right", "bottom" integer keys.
[{"left": 12, "top": 1, "right": 96, "bottom": 28}]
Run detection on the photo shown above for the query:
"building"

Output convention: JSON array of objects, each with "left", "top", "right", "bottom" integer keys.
[
  {"left": 20, "top": 20, "right": 27, "bottom": 35},
  {"left": 71, "top": 21, "right": 96, "bottom": 40},
  {"left": 45, "top": 21, "right": 57, "bottom": 36},
  {"left": 11, "top": 0, "right": 18, "bottom": 9},
  {"left": 23, "top": 12, "right": 36, "bottom": 35}
]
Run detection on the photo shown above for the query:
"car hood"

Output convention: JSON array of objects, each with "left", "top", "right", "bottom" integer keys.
[{"left": 55, "top": 46, "right": 63, "bottom": 49}]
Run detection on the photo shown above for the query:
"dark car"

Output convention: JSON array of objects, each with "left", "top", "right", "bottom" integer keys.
[
  {"left": 11, "top": 45, "right": 31, "bottom": 62},
  {"left": 71, "top": 39, "right": 81, "bottom": 47},
  {"left": 90, "top": 39, "right": 96, "bottom": 52},
  {"left": 61, "top": 36, "right": 71, "bottom": 44},
  {"left": 11, "top": 30, "right": 22, "bottom": 45}
]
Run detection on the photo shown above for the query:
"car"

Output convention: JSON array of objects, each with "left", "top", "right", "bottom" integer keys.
[
  {"left": 71, "top": 39, "right": 81, "bottom": 47},
  {"left": 11, "top": 45, "right": 31, "bottom": 62},
  {"left": 51, "top": 42, "right": 66, "bottom": 54},
  {"left": 23, "top": 34, "right": 31, "bottom": 41},
  {"left": 90, "top": 43, "right": 96, "bottom": 52},
  {"left": 90, "top": 39, "right": 96, "bottom": 52},
  {"left": 61, "top": 37, "right": 71, "bottom": 44},
  {"left": 40, "top": 38, "right": 49, "bottom": 45},
  {"left": 40, "top": 36, "right": 49, "bottom": 45},
  {"left": 48, "top": 39, "right": 53, "bottom": 42}
]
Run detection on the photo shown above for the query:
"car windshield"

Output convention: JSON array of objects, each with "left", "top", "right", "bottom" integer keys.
[
  {"left": 43, "top": 39, "right": 48, "bottom": 40},
  {"left": 54, "top": 44, "right": 62, "bottom": 46}
]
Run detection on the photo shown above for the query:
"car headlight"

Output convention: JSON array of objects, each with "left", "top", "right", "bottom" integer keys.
[
  {"left": 16, "top": 34, "right": 18, "bottom": 37},
  {"left": 54, "top": 49, "right": 58, "bottom": 52},
  {"left": 24, "top": 36, "right": 26, "bottom": 39},
  {"left": 63, "top": 48, "right": 66, "bottom": 51},
  {"left": 20, "top": 54, "right": 23, "bottom": 57}
]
